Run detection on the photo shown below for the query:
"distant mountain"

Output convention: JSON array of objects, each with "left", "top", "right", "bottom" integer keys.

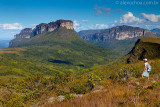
[
  {"left": 9, "top": 19, "right": 119, "bottom": 68},
  {"left": 78, "top": 25, "right": 158, "bottom": 57},
  {"left": 79, "top": 25, "right": 157, "bottom": 41},
  {"left": 127, "top": 37, "right": 160, "bottom": 63},
  {"left": 78, "top": 29, "right": 104, "bottom": 40},
  {"left": 151, "top": 28, "right": 160, "bottom": 34}
]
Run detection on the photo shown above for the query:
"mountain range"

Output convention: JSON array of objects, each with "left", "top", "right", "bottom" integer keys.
[
  {"left": 78, "top": 25, "right": 159, "bottom": 57},
  {"left": 1, "top": 19, "right": 160, "bottom": 106},
  {"left": 9, "top": 20, "right": 119, "bottom": 68},
  {"left": 78, "top": 25, "right": 157, "bottom": 41}
]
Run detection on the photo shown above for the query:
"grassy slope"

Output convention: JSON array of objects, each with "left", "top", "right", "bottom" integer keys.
[
  {"left": 43, "top": 37, "right": 160, "bottom": 107},
  {"left": 45, "top": 55, "right": 160, "bottom": 107},
  {"left": 127, "top": 37, "right": 160, "bottom": 63},
  {"left": 0, "top": 27, "right": 120, "bottom": 106}
]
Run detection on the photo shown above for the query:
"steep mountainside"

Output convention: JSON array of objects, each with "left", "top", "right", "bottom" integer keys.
[
  {"left": 78, "top": 29, "right": 104, "bottom": 40},
  {"left": 13, "top": 20, "right": 73, "bottom": 39},
  {"left": 78, "top": 25, "right": 158, "bottom": 58},
  {"left": 79, "top": 25, "right": 157, "bottom": 41},
  {"left": 8, "top": 20, "right": 119, "bottom": 68},
  {"left": 127, "top": 37, "right": 160, "bottom": 63},
  {"left": 14, "top": 28, "right": 33, "bottom": 39}
]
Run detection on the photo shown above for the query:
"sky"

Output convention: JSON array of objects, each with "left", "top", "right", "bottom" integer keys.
[{"left": 0, "top": 0, "right": 160, "bottom": 39}]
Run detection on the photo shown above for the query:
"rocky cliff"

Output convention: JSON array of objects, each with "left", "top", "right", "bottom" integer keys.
[
  {"left": 33, "top": 20, "right": 73, "bottom": 35},
  {"left": 14, "top": 28, "right": 33, "bottom": 39},
  {"left": 79, "top": 25, "right": 157, "bottom": 41},
  {"left": 14, "top": 20, "right": 74, "bottom": 39}
]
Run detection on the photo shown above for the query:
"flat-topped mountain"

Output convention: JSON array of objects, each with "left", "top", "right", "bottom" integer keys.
[
  {"left": 13, "top": 20, "right": 73, "bottom": 39},
  {"left": 79, "top": 25, "right": 157, "bottom": 41},
  {"left": 33, "top": 20, "right": 73, "bottom": 35},
  {"left": 8, "top": 19, "right": 119, "bottom": 68}
]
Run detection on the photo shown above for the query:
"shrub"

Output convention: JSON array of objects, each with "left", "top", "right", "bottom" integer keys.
[
  {"left": 70, "top": 84, "right": 90, "bottom": 94},
  {"left": 65, "top": 94, "right": 74, "bottom": 100},
  {"left": 118, "top": 65, "right": 140, "bottom": 80},
  {"left": 56, "top": 89, "right": 68, "bottom": 96}
]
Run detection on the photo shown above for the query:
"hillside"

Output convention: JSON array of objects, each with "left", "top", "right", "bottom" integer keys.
[
  {"left": 78, "top": 25, "right": 158, "bottom": 57},
  {"left": 127, "top": 37, "right": 160, "bottom": 63},
  {"left": 43, "top": 37, "right": 160, "bottom": 107},
  {"left": 0, "top": 20, "right": 123, "bottom": 106},
  {"left": 9, "top": 27, "right": 119, "bottom": 68}
]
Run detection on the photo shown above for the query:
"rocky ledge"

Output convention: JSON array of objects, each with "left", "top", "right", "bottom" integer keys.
[{"left": 14, "top": 20, "right": 74, "bottom": 39}]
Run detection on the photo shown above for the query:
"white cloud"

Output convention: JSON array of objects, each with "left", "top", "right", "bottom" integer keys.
[
  {"left": 0, "top": 22, "right": 23, "bottom": 39},
  {"left": 141, "top": 13, "right": 160, "bottom": 22},
  {"left": 110, "top": 12, "right": 160, "bottom": 30},
  {"left": 0, "top": 23, "right": 23, "bottom": 30},
  {"left": 119, "top": 12, "right": 143, "bottom": 24},
  {"left": 73, "top": 20, "right": 84, "bottom": 31},
  {"left": 90, "top": 24, "right": 108, "bottom": 29}
]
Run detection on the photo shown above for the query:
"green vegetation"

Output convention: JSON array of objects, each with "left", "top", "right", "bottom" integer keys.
[
  {"left": 1, "top": 29, "right": 160, "bottom": 107},
  {"left": 127, "top": 37, "right": 160, "bottom": 63},
  {"left": 89, "top": 39, "right": 136, "bottom": 57}
]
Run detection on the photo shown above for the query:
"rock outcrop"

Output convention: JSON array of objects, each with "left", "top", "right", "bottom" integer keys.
[
  {"left": 33, "top": 20, "right": 73, "bottom": 36},
  {"left": 79, "top": 25, "right": 157, "bottom": 41},
  {"left": 14, "top": 20, "right": 74, "bottom": 39},
  {"left": 127, "top": 37, "right": 160, "bottom": 63},
  {"left": 14, "top": 28, "right": 33, "bottom": 39}
]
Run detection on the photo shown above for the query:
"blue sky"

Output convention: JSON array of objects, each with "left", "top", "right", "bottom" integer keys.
[{"left": 0, "top": 0, "right": 160, "bottom": 39}]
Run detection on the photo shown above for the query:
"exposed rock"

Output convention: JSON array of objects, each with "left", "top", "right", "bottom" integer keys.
[
  {"left": 33, "top": 20, "right": 73, "bottom": 36},
  {"left": 13, "top": 20, "right": 74, "bottom": 40},
  {"left": 72, "top": 94, "right": 84, "bottom": 98},
  {"left": 47, "top": 97, "right": 56, "bottom": 103},
  {"left": 56, "top": 95, "right": 65, "bottom": 102},
  {"left": 79, "top": 25, "right": 157, "bottom": 41},
  {"left": 14, "top": 28, "right": 33, "bottom": 39}
]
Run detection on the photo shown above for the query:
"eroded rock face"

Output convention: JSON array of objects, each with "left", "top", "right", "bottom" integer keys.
[
  {"left": 33, "top": 20, "right": 74, "bottom": 36},
  {"left": 14, "top": 20, "right": 74, "bottom": 39},
  {"left": 79, "top": 25, "right": 157, "bottom": 41},
  {"left": 14, "top": 28, "right": 33, "bottom": 39}
]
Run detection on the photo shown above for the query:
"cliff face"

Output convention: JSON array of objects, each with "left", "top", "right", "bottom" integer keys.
[
  {"left": 14, "top": 28, "right": 33, "bottom": 39},
  {"left": 79, "top": 25, "right": 157, "bottom": 41},
  {"left": 33, "top": 20, "right": 73, "bottom": 35},
  {"left": 14, "top": 20, "right": 74, "bottom": 39}
]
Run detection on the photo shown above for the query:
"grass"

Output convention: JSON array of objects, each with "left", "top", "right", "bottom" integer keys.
[
  {"left": 0, "top": 32, "right": 160, "bottom": 106},
  {"left": 43, "top": 58, "right": 160, "bottom": 107}
]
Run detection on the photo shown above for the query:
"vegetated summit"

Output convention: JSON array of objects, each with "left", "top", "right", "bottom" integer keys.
[
  {"left": 127, "top": 37, "right": 160, "bottom": 63},
  {"left": 8, "top": 19, "right": 118, "bottom": 68}
]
